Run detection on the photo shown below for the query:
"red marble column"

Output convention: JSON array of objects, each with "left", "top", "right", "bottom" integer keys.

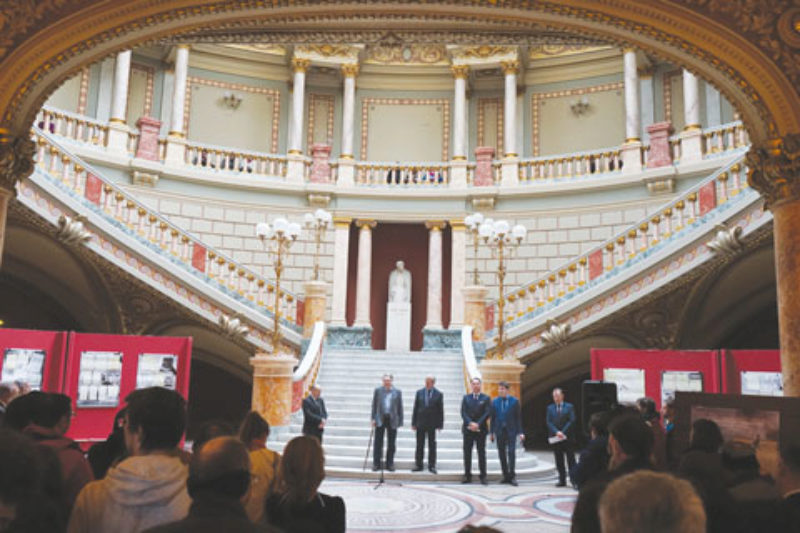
[{"left": 772, "top": 199, "right": 800, "bottom": 397}]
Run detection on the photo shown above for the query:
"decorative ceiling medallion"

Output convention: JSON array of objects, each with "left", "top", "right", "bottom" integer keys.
[
  {"left": 365, "top": 43, "right": 448, "bottom": 65},
  {"left": 528, "top": 44, "right": 613, "bottom": 59}
]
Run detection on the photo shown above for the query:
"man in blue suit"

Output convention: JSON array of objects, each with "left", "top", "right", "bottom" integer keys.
[
  {"left": 490, "top": 381, "right": 524, "bottom": 486},
  {"left": 411, "top": 375, "right": 443, "bottom": 474},
  {"left": 461, "top": 377, "right": 491, "bottom": 485},
  {"left": 547, "top": 387, "right": 577, "bottom": 487}
]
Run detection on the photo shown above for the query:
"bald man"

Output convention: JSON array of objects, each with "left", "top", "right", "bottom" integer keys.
[{"left": 145, "top": 437, "right": 278, "bottom": 533}]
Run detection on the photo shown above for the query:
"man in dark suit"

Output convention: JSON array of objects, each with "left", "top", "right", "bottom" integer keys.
[
  {"left": 461, "top": 377, "right": 491, "bottom": 485},
  {"left": 301, "top": 385, "right": 327, "bottom": 442},
  {"left": 547, "top": 387, "right": 577, "bottom": 487},
  {"left": 411, "top": 375, "right": 443, "bottom": 474},
  {"left": 490, "top": 381, "right": 524, "bottom": 486},
  {"left": 371, "top": 374, "right": 403, "bottom": 471}
]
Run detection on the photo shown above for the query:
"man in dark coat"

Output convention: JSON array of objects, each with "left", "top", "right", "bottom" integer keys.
[
  {"left": 371, "top": 374, "right": 403, "bottom": 471},
  {"left": 490, "top": 381, "right": 524, "bottom": 485},
  {"left": 302, "top": 385, "right": 328, "bottom": 443},
  {"left": 461, "top": 377, "right": 491, "bottom": 485},
  {"left": 547, "top": 387, "right": 577, "bottom": 487},
  {"left": 411, "top": 375, "right": 444, "bottom": 474}
]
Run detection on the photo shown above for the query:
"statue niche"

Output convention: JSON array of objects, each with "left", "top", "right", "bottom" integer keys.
[{"left": 386, "top": 260, "right": 412, "bottom": 351}]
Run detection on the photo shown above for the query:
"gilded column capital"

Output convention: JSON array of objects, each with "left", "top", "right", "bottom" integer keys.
[
  {"left": 341, "top": 63, "right": 360, "bottom": 78},
  {"left": 746, "top": 133, "right": 800, "bottom": 210},
  {"left": 0, "top": 134, "right": 36, "bottom": 195},
  {"left": 500, "top": 59, "right": 520, "bottom": 75},
  {"left": 291, "top": 57, "right": 311, "bottom": 74},
  {"left": 425, "top": 220, "right": 447, "bottom": 231},
  {"left": 333, "top": 216, "right": 352, "bottom": 228},
  {"left": 355, "top": 218, "right": 377, "bottom": 229},
  {"left": 451, "top": 64, "right": 470, "bottom": 79},
  {"left": 449, "top": 219, "right": 466, "bottom": 230}
]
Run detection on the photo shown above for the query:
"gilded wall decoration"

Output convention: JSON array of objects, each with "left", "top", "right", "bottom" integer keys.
[
  {"left": 451, "top": 45, "right": 515, "bottom": 61},
  {"left": 222, "top": 43, "right": 286, "bottom": 55},
  {"left": 528, "top": 44, "right": 612, "bottom": 59},
  {"left": 746, "top": 133, "right": 800, "bottom": 209},
  {"left": 365, "top": 44, "right": 448, "bottom": 65}
]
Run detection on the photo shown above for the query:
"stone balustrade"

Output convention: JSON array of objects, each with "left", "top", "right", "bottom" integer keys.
[
  {"left": 701, "top": 121, "right": 748, "bottom": 156},
  {"left": 37, "top": 106, "right": 110, "bottom": 151},
  {"left": 353, "top": 161, "right": 450, "bottom": 186},
  {"left": 184, "top": 140, "right": 289, "bottom": 178},
  {"left": 518, "top": 147, "right": 624, "bottom": 182}
]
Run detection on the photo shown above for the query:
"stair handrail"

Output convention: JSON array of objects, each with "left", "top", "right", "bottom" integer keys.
[
  {"left": 462, "top": 326, "right": 482, "bottom": 392},
  {"left": 292, "top": 321, "right": 326, "bottom": 412},
  {"left": 491, "top": 154, "right": 749, "bottom": 334},
  {"left": 31, "top": 126, "right": 303, "bottom": 330}
]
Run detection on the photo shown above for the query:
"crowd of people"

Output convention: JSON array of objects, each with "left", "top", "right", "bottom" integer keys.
[
  {"left": 0, "top": 383, "right": 345, "bottom": 533},
  {"left": 561, "top": 391, "right": 800, "bottom": 533}
]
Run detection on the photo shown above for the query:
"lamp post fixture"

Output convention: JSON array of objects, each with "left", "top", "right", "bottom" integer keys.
[
  {"left": 255, "top": 217, "right": 302, "bottom": 354},
  {"left": 478, "top": 218, "right": 527, "bottom": 359},
  {"left": 303, "top": 208, "right": 332, "bottom": 281},
  {"left": 465, "top": 212, "right": 485, "bottom": 285}
]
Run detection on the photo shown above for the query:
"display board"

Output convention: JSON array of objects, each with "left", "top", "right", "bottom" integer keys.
[
  {"left": 591, "top": 348, "right": 721, "bottom": 411},
  {"left": 64, "top": 332, "right": 192, "bottom": 443},
  {"left": 0, "top": 329, "right": 67, "bottom": 391},
  {"left": 721, "top": 350, "right": 782, "bottom": 396}
]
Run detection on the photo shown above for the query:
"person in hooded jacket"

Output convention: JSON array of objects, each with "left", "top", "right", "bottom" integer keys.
[{"left": 68, "top": 388, "right": 191, "bottom": 533}]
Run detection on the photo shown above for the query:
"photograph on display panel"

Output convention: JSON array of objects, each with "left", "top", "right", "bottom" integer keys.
[
  {"left": 740, "top": 371, "right": 783, "bottom": 397},
  {"left": 602, "top": 367, "right": 645, "bottom": 404},
  {"left": 2, "top": 348, "right": 45, "bottom": 390},
  {"left": 77, "top": 351, "right": 123, "bottom": 407},
  {"left": 661, "top": 370, "right": 703, "bottom": 405},
  {"left": 136, "top": 353, "right": 178, "bottom": 390}
]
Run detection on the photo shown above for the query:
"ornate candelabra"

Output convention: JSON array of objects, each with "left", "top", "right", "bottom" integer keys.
[
  {"left": 255, "top": 217, "right": 301, "bottom": 354},
  {"left": 464, "top": 212, "right": 485, "bottom": 285},
  {"left": 478, "top": 218, "right": 527, "bottom": 359},
  {"left": 303, "top": 208, "right": 332, "bottom": 281}
]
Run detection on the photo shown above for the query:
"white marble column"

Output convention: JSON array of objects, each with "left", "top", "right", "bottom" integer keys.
[
  {"left": 683, "top": 69, "right": 701, "bottom": 130},
  {"left": 640, "top": 72, "right": 655, "bottom": 144},
  {"left": 169, "top": 45, "right": 190, "bottom": 137},
  {"left": 95, "top": 57, "right": 115, "bottom": 123},
  {"left": 705, "top": 84, "right": 722, "bottom": 127},
  {"left": 340, "top": 64, "right": 358, "bottom": 159},
  {"left": 450, "top": 220, "right": 466, "bottom": 327},
  {"left": 109, "top": 51, "right": 131, "bottom": 124},
  {"left": 451, "top": 65, "right": 469, "bottom": 160},
  {"left": 354, "top": 219, "right": 376, "bottom": 328},
  {"left": 425, "top": 221, "right": 445, "bottom": 330},
  {"left": 501, "top": 60, "right": 519, "bottom": 158},
  {"left": 288, "top": 58, "right": 310, "bottom": 155},
  {"left": 330, "top": 217, "right": 351, "bottom": 326},
  {"left": 623, "top": 49, "right": 640, "bottom": 142}
]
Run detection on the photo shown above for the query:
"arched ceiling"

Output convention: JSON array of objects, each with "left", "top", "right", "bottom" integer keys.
[{"left": 0, "top": 1, "right": 798, "bottom": 145}]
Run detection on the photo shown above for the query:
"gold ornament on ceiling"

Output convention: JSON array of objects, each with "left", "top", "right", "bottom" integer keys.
[
  {"left": 295, "top": 44, "right": 358, "bottom": 58},
  {"left": 365, "top": 44, "right": 448, "bottom": 65},
  {"left": 528, "top": 44, "right": 612, "bottom": 59},
  {"left": 452, "top": 45, "right": 515, "bottom": 60},
  {"left": 223, "top": 44, "right": 286, "bottom": 55}
]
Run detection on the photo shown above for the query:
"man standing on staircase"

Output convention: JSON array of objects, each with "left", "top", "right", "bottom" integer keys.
[
  {"left": 461, "top": 377, "right": 491, "bottom": 485},
  {"left": 371, "top": 374, "right": 403, "bottom": 472},
  {"left": 302, "top": 385, "right": 328, "bottom": 443},
  {"left": 411, "top": 375, "right": 444, "bottom": 474}
]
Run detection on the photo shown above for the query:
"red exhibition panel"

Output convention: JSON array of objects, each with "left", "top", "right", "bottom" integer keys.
[
  {"left": 721, "top": 349, "right": 781, "bottom": 394},
  {"left": 64, "top": 332, "right": 192, "bottom": 444},
  {"left": 591, "top": 348, "right": 721, "bottom": 411},
  {"left": 0, "top": 328, "right": 67, "bottom": 392}
]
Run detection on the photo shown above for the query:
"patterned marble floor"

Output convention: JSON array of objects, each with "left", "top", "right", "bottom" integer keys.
[{"left": 320, "top": 477, "right": 576, "bottom": 532}]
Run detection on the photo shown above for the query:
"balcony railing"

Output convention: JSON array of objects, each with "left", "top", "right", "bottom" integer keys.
[
  {"left": 701, "top": 121, "right": 749, "bottom": 156},
  {"left": 518, "top": 147, "right": 623, "bottom": 182},
  {"left": 31, "top": 127, "right": 304, "bottom": 332},
  {"left": 183, "top": 140, "right": 289, "bottom": 178},
  {"left": 353, "top": 161, "right": 450, "bottom": 186},
  {"left": 37, "top": 106, "right": 109, "bottom": 151}
]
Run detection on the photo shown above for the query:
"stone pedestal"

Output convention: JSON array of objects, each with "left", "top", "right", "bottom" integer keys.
[
  {"left": 164, "top": 136, "right": 186, "bottom": 167},
  {"left": 463, "top": 285, "right": 488, "bottom": 358},
  {"left": 310, "top": 144, "right": 332, "bottom": 183},
  {"left": 478, "top": 357, "right": 525, "bottom": 400},
  {"left": 474, "top": 146, "right": 495, "bottom": 186},
  {"left": 386, "top": 301, "right": 411, "bottom": 352},
  {"left": 326, "top": 325, "right": 372, "bottom": 349},
  {"left": 620, "top": 140, "right": 643, "bottom": 174},
  {"left": 337, "top": 159, "right": 355, "bottom": 187},
  {"left": 646, "top": 122, "right": 674, "bottom": 168},
  {"left": 286, "top": 153, "right": 307, "bottom": 183},
  {"left": 135, "top": 116, "right": 162, "bottom": 161},
  {"left": 251, "top": 353, "right": 297, "bottom": 427},
  {"left": 302, "top": 280, "right": 328, "bottom": 338},
  {"left": 422, "top": 328, "right": 461, "bottom": 351},
  {"left": 106, "top": 121, "right": 130, "bottom": 155},
  {"left": 500, "top": 157, "right": 519, "bottom": 187},
  {"left": 450, "top": 160, "right": 468, "bottom": 187},
  {"left": 680, "top": 127, "right": 704, "bottom": 162}
]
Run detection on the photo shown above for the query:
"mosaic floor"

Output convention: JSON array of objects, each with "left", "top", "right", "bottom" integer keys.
[{"left": 320, "top": 477, "right": 576, "bottom": 532}]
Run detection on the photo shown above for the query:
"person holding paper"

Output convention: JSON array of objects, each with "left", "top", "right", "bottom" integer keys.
[{"left": 547, "top": 387, "right": 576, "bottom": 487}]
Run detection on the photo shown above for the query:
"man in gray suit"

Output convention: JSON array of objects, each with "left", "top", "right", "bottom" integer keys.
[{"left": 371, "top": 374, "right": 403, "bottom": 471}]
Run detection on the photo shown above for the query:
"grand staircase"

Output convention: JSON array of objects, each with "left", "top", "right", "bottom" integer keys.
[{"left": 273, "top": 348, "right": 551, "bottom": 481}]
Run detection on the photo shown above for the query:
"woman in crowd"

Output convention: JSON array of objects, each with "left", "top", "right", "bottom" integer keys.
[
  {"left": 265, "top": 435, "right": 345, "bottom": 533},
  {"left": 238, "top": 411, "right": 280, "bottom": 524}
]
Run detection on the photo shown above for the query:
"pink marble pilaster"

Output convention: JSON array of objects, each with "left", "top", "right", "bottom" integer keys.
[
  {"left": 645, "top": 122, "right": 674, "bottom": 168},
  {"left": 474, "top": 146, "right": 496, "bottom": 186},
  {"left": 310, "top": 143, "right": 332, "bottom": 183},
  {"left": 135, "top": 116, "right": 162, "bottom": 161}
]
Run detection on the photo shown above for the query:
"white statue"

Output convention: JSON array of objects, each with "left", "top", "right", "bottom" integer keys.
[{"left": 388, "top": 260, "right": 412, "bottom": 303}]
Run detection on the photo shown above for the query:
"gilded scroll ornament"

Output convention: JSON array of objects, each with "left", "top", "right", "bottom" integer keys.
[
  {"left": 746, "top": 134, "right": 800, "bottom": 209},
  {"left": 0, "top": 135, "right": 35, "bottom": 194}
]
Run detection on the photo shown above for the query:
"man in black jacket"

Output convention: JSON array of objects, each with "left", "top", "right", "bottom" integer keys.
[
  {"left": 302, "top": 385, "right": 328, "bottom": 443},
  {"left": 461, "top": 377, "right": 491, "bottom": 485},
  {"left": 411, "top": 375, "right": 443, "bottom": 474}
]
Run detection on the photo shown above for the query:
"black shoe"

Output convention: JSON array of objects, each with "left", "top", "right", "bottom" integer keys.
[
  {"left": 428, "top": 467, "right": 437, "bottom": 474},
  {"left": 387, "top": 464, "right": 395, "bottom": 472},
  {"left": 509, "top": 478, "right": 519, "bottom": 487},
  {"left": 411, "top": 466, "right": 424, "bottom": 472},
  {"left": 480, "top": 477, "right": 488, "bottom": 485},
  {"left": 500, "top": 478, "right": 510, "bottom": 484},
  {"left": 461, "top": 475, "right": 472, "bottom": 484},
  {"left": 372, "top": 465, "right": 380, "bottom": 472},
  {"left": 556, "top": 481, "right": 567, "bottom": 487}
]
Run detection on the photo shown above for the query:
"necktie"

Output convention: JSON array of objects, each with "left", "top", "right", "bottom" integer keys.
[
  {"left": 425, "top": 389, "right": 431, "bottom": 407},
  {"left": 474, "top": 394, "right": 478, "bottom": 401},
  {"left": 503, "top": 398, "right": 507, "bottom": 412},
  {"left": 557, "top": 404, "right": 561, "bottom": 415}
]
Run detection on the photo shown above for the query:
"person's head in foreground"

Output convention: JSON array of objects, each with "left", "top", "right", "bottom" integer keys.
[
  {"left": 599, "top": 470, "right": 706, "bottom": 533},
  {"left": 607, "top": 414, "right": 654, "bottom": 470},
  {"left": 187, "top": 437, "right": 251, "bottom": 503},
  {"left": 124, "top": 387, "right": 187, "bottom": 455},
  {"left": 238, "top": 411, "right": 270, "bottom": 451},
  {"left": 689, "top": 418, "right": 724, "bottom": 454},
  {"left": 277, "top": 435, "right": 325, "bottom": 505}
]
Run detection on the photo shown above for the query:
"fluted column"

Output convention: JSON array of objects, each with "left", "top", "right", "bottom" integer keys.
[
  {"left": 451, "top": 65, "right": 469, "bottom": 160},
  {"left": 501, "top": 60, "right": 519, "bottom": 159},
  {"left": 450, "top": 219, "right": 466, "bottom": 327},
  {"left": 109, "top": 51, "right": 131, "bottom": 125},
  {"left": 169, "top": 45, "right": 190, "bottom": 137},
  {"left": 680, "top": 69, "right": 703, "bottom": 162},
  {"left": 340, "top": 64, "right": 358, "bottom": 159},
  {"left": 425, "top": 221, "right": 446, "bottom": 329},
  {"left": 623, "top": 49, "right": 640, "bottom": 143},
  {"left": 288, "top": 58, "right": 310, "bottom": 155},
  {"left": 354, "top": 219, "right": 376, "bottom": 328},
  {"left": 330, "top": 217, "right": 352, "bottom": 326}
]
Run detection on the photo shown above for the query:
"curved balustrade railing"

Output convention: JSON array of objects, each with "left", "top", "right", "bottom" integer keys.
[
  {"left": 490, "top": 155, "right": 750, "bottom": 332},
  {"left": 701, "top": 121, "right": 748, "bottom": 157},
  {"left": 291, "top": 321, "right": 326, "bottom": 413},
  {"left": 31, "top": 126, "right": 304, "bottom": 332},
  {"left": 37, "top": 106, "right": 110, "bottom": 151},
  {"left": 518, "top": 146, "right": 624, "bottom": 182},
  {"left": 461, "top": 326, "right": 482, "bottom": 392},
  {"left": 353, "top": 161, "right": 450, "bottom": 187},
  {"left": 183, "top": 139, "right": 289, "bottom": 178}
]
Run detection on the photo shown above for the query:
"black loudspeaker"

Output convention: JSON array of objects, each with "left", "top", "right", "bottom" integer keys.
[{"left": 581, "top": 380, "right": 618, "bottom": 435}]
